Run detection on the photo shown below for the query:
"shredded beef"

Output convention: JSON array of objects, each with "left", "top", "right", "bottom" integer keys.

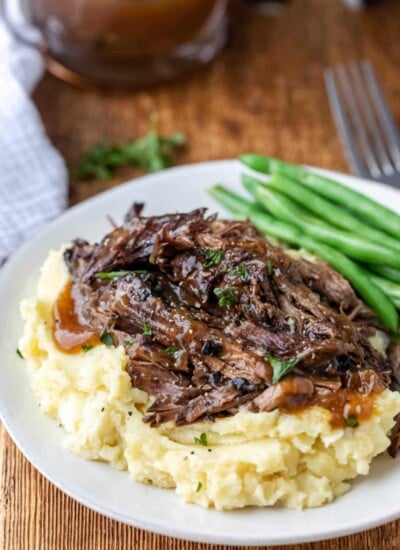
[{"left": 60, "top": 207, "right": 397, "bottom": 430}]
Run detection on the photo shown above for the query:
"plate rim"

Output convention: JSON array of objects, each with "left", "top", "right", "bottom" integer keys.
[{"left": 1, "top": 159, "right": 400, "bottom": 546}]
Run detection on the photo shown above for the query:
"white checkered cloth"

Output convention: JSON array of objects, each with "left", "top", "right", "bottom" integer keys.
[{"left": 0, "top": 20, "right": 67, "bottom": 266}]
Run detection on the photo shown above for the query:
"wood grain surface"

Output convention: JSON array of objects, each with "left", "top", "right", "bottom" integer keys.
[{"left": 2, "top": 0, "right": 400, "bottom": 548}]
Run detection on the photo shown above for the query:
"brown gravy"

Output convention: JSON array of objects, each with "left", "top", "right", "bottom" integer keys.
[
  {"left": 283, "top": 389, "right": 375, "bottom": 428},
  {"left": 53, "top": 281, "right": 100, "bottom": 353}
]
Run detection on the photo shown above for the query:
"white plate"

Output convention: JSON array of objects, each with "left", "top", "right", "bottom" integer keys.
[{"left": 1, "top": 160, "right": 400, "bottom": 546}]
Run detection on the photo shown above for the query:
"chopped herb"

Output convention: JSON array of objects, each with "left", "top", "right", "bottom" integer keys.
[
  {"left": 266, "top": 260, "right": 273, "bottom": 274},
  {"left": 213, "top": 287, "right": 236, "bottom": 308},
  {"left": 196, "top": 481, "right": 203, "bottom": 493},
  {"left": 101, "top": 407, "right": 105, "bottom": 412},
  {"left": 143, "top": 322, "right": 153, "bottom": 336},
  {"left": 228, "top": 265, "right": 249, "bottom": 280},
  {"left": 96, "top": 270, "right": 146, "bottom": 280},
  {"left": 123, "top": 339, "right": 136, "bottom": 347},
  {"left": 267, "top": 355, "right": 300, "bottom": 383},
  {"left": 345, "top": 414, "right": 359, "bottom": 428},
  {"left": 194, "top": 433, "right": 208, "bottom": 446},
  {"left": 16, "top": 348, "right": 24, "bottom": 359},
  {"left": 100, "top": 329, "right": 114, "bottom": 347},
  {"left": 165, "top": 345, "right": 179, "bottom": 355},
  {"left": 81, "top": 345, "right": 94, "bottom": 353},
  {"left": 202, "top": 249, "right": 225, "bottom": 268},
  {"left": 75, "top": 121, "right": 185, "bottom": 181}
]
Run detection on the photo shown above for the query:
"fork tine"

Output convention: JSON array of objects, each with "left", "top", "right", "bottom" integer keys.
[
  {"left": 349, "top": 62, "right": 394, "bottom": 177},
  {"left": 336, "top": 64, "right": 381, "bottom": 179},
  {"left": 362, "top": 60, "right": 400, "bottom": 171},
  {"left": 324, "top": 68, "right": 369, "bottom": 178}
]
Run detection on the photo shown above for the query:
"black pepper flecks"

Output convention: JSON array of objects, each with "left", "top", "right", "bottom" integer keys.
[{"left": 201, "top": 340, "right": 222, "bottom": 356}]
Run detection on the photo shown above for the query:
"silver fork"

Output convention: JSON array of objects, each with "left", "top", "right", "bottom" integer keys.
[{"left": 324, "top": 60, "right": 400, "bottom": 189}]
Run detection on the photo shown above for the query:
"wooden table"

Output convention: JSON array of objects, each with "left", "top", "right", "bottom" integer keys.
[{"left": 2, "top": 0, "right": 400, "bottom": 548}]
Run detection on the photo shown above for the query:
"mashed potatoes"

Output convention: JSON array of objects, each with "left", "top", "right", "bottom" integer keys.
[{"left": 19, "top": 249, "right": 400, "bottom": 510}]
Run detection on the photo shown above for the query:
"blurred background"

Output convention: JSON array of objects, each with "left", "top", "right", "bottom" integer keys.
[{"left": 1, "top": 0, "right": 399, "bottom": 204}]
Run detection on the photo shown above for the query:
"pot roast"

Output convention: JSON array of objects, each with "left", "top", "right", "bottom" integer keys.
[{"left": 56, "top": 206, "right": 399, "bottom": 434}]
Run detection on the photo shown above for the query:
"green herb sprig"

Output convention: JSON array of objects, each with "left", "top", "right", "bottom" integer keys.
[
  {"left": 202, "top": 249, "right": 225, "bottom": 268},
  {"left": 75, "top": 122, "right": 185, "bottom": 181},
  {"left": 81, "top": 345, "right": 94, "bottom": 353},
  {"left": 165, "top": 346, "right": 179, "bottom": 355},
  {"left": 123, "top": 339, "right": 136, "bottom": 347},
  {"left": 267, "top": 356, "right": 300, "bottom": 383},
  {"left": 228, "top": 265, "right": 249, "bottom": 280},
  {"left": 100, "top": 329, "right": 114, "bottom": 347},
  {"left": 143, "top": 322, "right": 153, "bottom": 336},
  {"left": 213, "top": 287, "right": 236, "bottom": 308},
  {"left": 194, "top": 433, "right": 208, "bottom": 446},
  {"left": 345, "top": 414, "right": 359, "bottom": 428},
  {"left": 96, "top": 270, "right": 147, "bottom": 280}
]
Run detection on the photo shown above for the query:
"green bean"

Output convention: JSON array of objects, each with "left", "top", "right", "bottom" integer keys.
[
  {"left": 209, "top": 185, "right": 398, "bottom": 330},
  {"left": 240, "top": 154, "right": 400, "bottom": 239},
  {"left": 248, "top": 206, "right": 307, "bottom": 245},
  {"left": 249, "top": 182, "right": 400, "bottom": 269},
  {"left": 240, "top": 154, "right": 284, "bottom": 175},
  {"left": 268, "top": 174, "right": 400, "bottom": 252},
  {"left": 243, "top": 175, "right": 329, "bottom": 230},
  {"left": 365, "top": 265, "right": 400, "bottom": 284},
  {"left": 368, "top": 275, "right": 400, "bottom": 302},
  {"left": 208, "top": 185, "right": 253, "bottom": 218},
  {"left": 242, "top": 174, "right": 315, "bottom": 219},
  {"left": 209, "top": 185, "right": 307, "bottom": 244}
]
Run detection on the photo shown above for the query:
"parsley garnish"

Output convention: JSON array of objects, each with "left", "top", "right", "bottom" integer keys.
[
  {"left": 194, "top": 433, "right": 208, "bottom": 446},
  {"left": 266, "top": 260, "right": 273, "bottom": 274},
  {"left": 202, "top": 249, "right": 225, "bottom": 268},
  {"left": 123, "top": 339, "right": 136, "bottom": 347},
  {"left": 267, "top": 356, "right": 300, "bottom": 383},
  {"left": 100, "top": 329, "right": 114, "bottom": 347},
  {"left": 81, "top": 345, "right": 94, "bottom": 353},
  {"left": 96, "top": 270, "right": 146, "bottom": 280},
  {"left": 196, "top": 481, "right": 202, "bottom": 493},
  {"left": 75, "top": 122, "right": 185, "bottom": 181},
  {"left": 229, "top": 265, "right": 249, "bottom": 280},
  {"left": 143, "top": 322, "right": 153, "bottom": 336},
  {"left": 213, "top": 287, "right": 236, "bottom": 308},
  {"left": 16, "top": 348, "right": 23, "bottom": 359},
  {"left": 165, "top": 346, "right": 179, "bottom": 355},
  {"left": 345, "top": 414, "right": 359, "bottom": 428}
]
